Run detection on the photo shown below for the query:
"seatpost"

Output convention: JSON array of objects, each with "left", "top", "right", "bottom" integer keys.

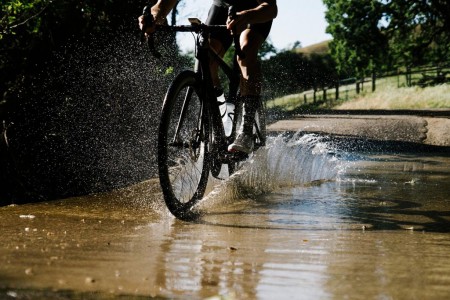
[{"left": 228, "top": 6, "right": 245, "bottom": 59}]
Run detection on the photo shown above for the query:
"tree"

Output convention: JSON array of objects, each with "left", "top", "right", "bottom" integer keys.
[
  {"left": 385, "top": 0, "right": 450, "bottom": 67},
  {"left": 323, "top": 0, "right": 388, "bottom": 78},
  {"left": 258, "top": 38, "right": 278, "bottom": 59},
  {"left": 324, "top": 0, "right": 450, "bottom": 76},
  {"left": 261, "top": 48, "right": 337, "bottom": 98},
  {"left": 0, "top": 0, "right": 188, "bottom": 201},
  {"left": 1, "top": 0, "right": 152, "bottom": 100},
  {"left": 0, "top": 0, "right": 48, "bottom": 39}
]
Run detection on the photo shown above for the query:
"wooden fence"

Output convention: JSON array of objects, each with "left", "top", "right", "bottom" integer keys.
[{"left": 300, "top": 64, "right": 450, "bottom": 107}]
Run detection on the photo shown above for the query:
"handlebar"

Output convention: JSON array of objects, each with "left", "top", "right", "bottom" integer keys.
[{"left": 140, "top": 5, "right": 245, "bottom": 59}]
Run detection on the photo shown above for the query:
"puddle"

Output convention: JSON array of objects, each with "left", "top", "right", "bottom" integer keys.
[{"left": 1, "top": 134, "right": 449, "bottom": 299}]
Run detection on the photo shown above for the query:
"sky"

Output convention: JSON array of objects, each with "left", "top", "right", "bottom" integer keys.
[{"left": 176, "top": 0, "right": 332, "bottom": 51}]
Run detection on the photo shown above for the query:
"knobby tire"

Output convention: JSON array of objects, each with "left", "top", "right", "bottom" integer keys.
[{"left": 157, "top": 70, "right": 211, "bottom": 220}]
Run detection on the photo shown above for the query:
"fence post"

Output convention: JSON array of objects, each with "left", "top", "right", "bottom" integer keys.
[
  {"left": 313, "top": 89, "right": 316, "bottom": 103},
  {"left": 406, "top": 66, "right": 411, "bottom": 87},
  {"left": 372, "top": 72, "right": 376, "bottom": 92},
  {"left": 356, "top": 81, "right": 360, "bottom": 94},
  {"left": 304, "top": 93, "right": 307, "bottom": 104},
  {"left": 335, "top": 82, "right": 339, "bottom": 100}
]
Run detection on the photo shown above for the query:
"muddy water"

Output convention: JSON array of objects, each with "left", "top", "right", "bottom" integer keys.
[{"left": 1, "top": 134, "right": 450, "bottom": 299}]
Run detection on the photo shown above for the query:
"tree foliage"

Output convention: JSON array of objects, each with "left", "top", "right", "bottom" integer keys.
[
  {"left": 323, "top": 0, "right": 450, "bottom": 77},
  {"left": 385, "top": 0, "right": 450, "bottom": 66},
  {"left": 262, "top": 50, "right": 338, "bottom": 98},
  {"left": 1, "top": 0, "right": 47, "bottom": 40},
  {"left": 1, "top": 0, "right": 149, "bottom": 100},
  {"left": 323, "top": 0, "right": 388, "bottom": 77},
  {"left": 0, "top": 0, "right": 184, "bottom": 201}
]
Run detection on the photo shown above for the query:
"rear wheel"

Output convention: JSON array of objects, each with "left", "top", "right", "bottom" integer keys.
[{"left": 158, "top": 70, "right": 210, "bottom": 220}]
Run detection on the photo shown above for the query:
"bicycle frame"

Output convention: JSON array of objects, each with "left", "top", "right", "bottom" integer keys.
[
  {"left": 155, "top": 22, "right": 242, "bottom": 160},
  {"left": 194, "top": 31, "right": 241, "bottom": 154}
]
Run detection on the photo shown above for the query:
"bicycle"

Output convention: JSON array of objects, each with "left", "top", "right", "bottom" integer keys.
[{"left": 142, "top": 6, "right": 267, "bottom": 220}]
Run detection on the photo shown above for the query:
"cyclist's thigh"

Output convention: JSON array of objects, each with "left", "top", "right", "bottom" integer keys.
[
  {"left": 248, "top": 20, "right": 273, "bottom": 41},
  {"left": 239, "top": 29, "right": 265, "bottom": 57},
  {"left": 239, "top": 18, "right": 273, "bottom": 53}
]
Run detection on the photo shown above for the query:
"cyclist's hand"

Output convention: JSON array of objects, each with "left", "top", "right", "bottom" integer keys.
[
  {"left": 139, "top": 6, "right": 163, "bottom": 57},
  {"left": 226, "top": 13, "right": 249, "bottom": 34},
  {"left": 138, "top": 14, "right": 156, "bottom": 36}
]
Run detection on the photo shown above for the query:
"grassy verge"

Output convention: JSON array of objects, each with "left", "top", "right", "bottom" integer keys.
[
  {"left": 334, "top": 84, "right": 450, "bottom": 109},
  {"left": 267, "top": 82, "right": 450, "bottom": 113}
]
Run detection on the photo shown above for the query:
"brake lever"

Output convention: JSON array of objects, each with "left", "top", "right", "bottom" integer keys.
[
  {"left": 228, "top": 6, "right": 245, "bottom": 59},
  {"left": 141, "top": 5, "right": 162, "bottom": 58}
]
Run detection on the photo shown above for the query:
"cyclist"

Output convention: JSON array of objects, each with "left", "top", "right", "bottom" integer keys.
[{"left": 139, "top": 0, "right": 277, "bottom": 154}]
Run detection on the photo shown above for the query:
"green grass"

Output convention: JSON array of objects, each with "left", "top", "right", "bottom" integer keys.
[
  {"left": 335, "top": 84, "right": 450, "bottom": 109},
  {"left": 267, "top": 80, "right": 450, "bottom": 112},
  {"left": 266, "top": 94, "right": 306, "bottom": 111}
]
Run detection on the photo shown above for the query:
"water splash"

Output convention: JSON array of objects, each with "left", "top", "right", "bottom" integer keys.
[
  {"left": 196, "top": 133, "right": 350, "bottom": 211},
  {"left": 9, "top": 32, "right": 188, "bottom": 199}
]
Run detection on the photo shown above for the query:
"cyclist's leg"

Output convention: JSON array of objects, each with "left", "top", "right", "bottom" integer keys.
[
  {"left": 206, "top": 3, "right": 236, "bottom": 140},
  {"left": 209, "top": 39, "right": 228, "bottom": 89},
  {"left": 228, "top": 29, "right": 266, "bottom": 153},
  {"left": 205, "top": 4, "right": 232, "bottom": 91},
  {"left": 237, "top": 17, "right": 272, "bottom": 95},
  {"left": 237, "top": 29, "right": 265, "bottom": 97}
]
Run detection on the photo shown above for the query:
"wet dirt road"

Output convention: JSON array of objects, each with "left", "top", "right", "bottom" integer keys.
[{"left": 1, "top": 134, "right": 450, "bottom": 299}]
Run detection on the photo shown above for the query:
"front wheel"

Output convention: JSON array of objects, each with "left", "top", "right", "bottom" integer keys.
[{"left": 158, "top": 70, "right": 210, "bottom": 220}]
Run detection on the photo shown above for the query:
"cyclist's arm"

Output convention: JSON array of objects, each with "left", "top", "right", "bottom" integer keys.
[
  {"left": 227, "top": 0, "right": 278, "bottom": 31},
  {"left": 138, "top": 0, "right": 177, "bottom": 34},
  {"left": 151, "top": 0, "right": 178, "bottom": 25}
]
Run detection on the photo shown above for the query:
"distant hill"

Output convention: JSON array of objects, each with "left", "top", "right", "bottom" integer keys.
[{"left": 294, "top": 40, "right": 331, "bottom": 56}]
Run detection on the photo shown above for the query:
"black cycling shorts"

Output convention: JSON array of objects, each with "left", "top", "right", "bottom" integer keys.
[{"left": 205, "top": 3, "right": 273, "bottom": 50}]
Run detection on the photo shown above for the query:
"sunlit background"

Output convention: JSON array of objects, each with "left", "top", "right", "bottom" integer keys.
[{"left": 176, "top": 0, "right": 332, "bottom": 51}]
